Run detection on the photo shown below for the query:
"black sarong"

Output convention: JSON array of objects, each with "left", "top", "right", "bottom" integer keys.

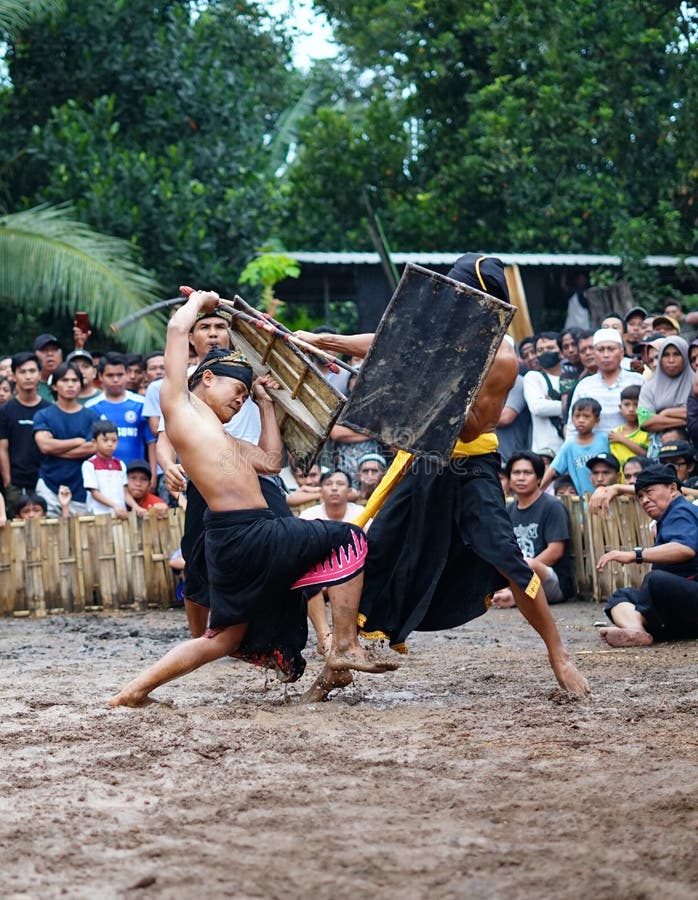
[
  {"left": 201, "top": 509, "right": 366, "bottom": 629},
  {"left": 358, "top": 453, "right": 536, "bottom": 649},
  {"left": 183, "top": 476, "right": 311, "bottom": 681}
]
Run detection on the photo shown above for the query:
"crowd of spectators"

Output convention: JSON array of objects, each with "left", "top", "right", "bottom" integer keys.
[{"left": 3, "top": 301, "right": 698, "bottom": 614}]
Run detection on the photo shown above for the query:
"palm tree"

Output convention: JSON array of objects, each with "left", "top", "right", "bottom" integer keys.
[{"left": 0, "top": 0, "right": 165, "bottom": 353}]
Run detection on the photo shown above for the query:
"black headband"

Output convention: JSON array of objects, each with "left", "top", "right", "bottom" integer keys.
[{"left": 188, "top": 350, "right": 253, "bottom": 392}]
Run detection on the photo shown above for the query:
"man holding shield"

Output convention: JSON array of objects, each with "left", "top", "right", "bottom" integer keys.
[{"left": 296, "top": 254, "right": 590, "bottom": 701}]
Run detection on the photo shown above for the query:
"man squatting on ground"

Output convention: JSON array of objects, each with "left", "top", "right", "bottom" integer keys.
[
  {"left": 297, "top": 253, "right": 590, "bottom": 701},
  {"left": 597, "top": 463, "right": 698, "bottom": 647},
  {"left": 109, "top": 290, "right": 396, "bottom": 707}
]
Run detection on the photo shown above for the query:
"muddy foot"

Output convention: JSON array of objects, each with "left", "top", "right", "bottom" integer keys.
[
  {"left": 300, "top": 667, "right": 353, "bottom": 703},
  {"left": 326, "top": 649, "right": 399, "bottom": 674},
  {"left": 107, "top": 689, "right": 151, "bottom": 708},
  {"left": 599, "top": 627, "right": 654, "bottom": 648}
]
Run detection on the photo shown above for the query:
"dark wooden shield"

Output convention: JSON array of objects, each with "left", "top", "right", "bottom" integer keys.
[{"left": 339, "top": 263, "right": 516, "bottom": 461}]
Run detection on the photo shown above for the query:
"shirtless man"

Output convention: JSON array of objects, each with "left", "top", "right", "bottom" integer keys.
[
  {"left": 110, "top": 290, "right": 396, "bottom": 707},
  {"left": 296, "top": 254, "right": 590, "bottom": 701}
]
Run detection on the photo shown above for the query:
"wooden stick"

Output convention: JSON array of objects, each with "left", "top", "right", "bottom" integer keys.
[{"left": 179, "top": 286, "right": 358, "bottom": 376}]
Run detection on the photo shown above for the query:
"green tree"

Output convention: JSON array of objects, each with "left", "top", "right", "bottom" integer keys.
[
  {"left": 0, "top": 0, "right": 164, "bottom": 353},
  {"left": 2, "top": 0, "right": 303, "bottom": 298},
  {"left": 281, "top": 0, "right": 697, "bottom": 268}
]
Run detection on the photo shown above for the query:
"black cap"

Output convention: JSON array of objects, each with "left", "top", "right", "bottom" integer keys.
[
  {"left": 33, "top": 333, "right": 60, "bottom": 351},
  {"left": 623, "top": 306, "right": 648, "bottom": 327},
  {"left": 658, "top": 441, "right": 696, "bottom": 462},
  {"left": 126, "top": 459, "right": 152, "bottom": 478},
  {"left": 66, "top": 349, "right": 94, "bottom": 365},
  {"left": 586, "top": 452, "right": 620, "bottom": 472},
  {"left": 447, "top": 254, "right": 510, "bottom": 303},
  {"left": 635, "top": 463, "right": 681, "bottom": 492}
]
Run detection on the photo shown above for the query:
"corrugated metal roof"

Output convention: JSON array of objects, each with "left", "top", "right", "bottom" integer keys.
[{"left": 282, "top": 251, "right": 698, "bottom": 267}]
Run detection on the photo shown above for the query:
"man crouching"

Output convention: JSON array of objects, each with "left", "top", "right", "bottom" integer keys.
[{"left": 110, "top": 289, "right": 396, "bottom": 708}]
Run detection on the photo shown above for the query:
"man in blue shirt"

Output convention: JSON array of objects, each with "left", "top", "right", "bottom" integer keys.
[
  {"left": 85, "top": 352, "right": 153, "bottom": 467},
  {"left": 597, "top": 463, "right": 698, "bottom": 646}
]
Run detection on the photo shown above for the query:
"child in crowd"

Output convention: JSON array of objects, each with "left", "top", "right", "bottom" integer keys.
[
  {"left": 125, "top": 459, "right": 168, "bottom": 517},
  {"left": 553, "top": 475, "right": 577, "bottom": 497},
  {"left": 14, "top": 487, "right": 72, "bottom": 519},
  {"left": 540, "top": 398, "right": 610, "bottom": 496},
  {"left": 608, "top": 384, "right": 648, "bottom": 480},
  {"left": 81, "top": 420, "right": 139, "bottom": 519}
]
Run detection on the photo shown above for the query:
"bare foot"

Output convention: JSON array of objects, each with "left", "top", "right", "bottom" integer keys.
[
  {"left": 108, "top": 688, "right": 150, "bottom": 708},
  {"left": 550, "top": 654, "right": 591, "bottom": 697},
  {"left": 326, "top": 647, "right": 399, "bottom": 674},
  {"left": 491, "top": 588, "right": 516, "bottom": 609},
  {"left": 600, "top": 626, "right": 654, "bottom": 648},
  {"left": 300, "top": 667, "right": 353, "bottom": 703}
]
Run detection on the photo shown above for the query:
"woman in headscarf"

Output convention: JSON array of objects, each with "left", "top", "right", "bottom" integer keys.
[{"left": 638, "top": 336, "right": 694, "bottom": 458}]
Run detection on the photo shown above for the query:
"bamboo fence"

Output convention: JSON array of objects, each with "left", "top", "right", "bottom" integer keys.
[
  {"left": 0, "top": 509, "right": 184, "bottom": 617},
  {"left": 0, "top": 498, "right": 654, "bottom": 617},
  {"left": 561, "top": 495, "right": 654, "bottom": 601}
]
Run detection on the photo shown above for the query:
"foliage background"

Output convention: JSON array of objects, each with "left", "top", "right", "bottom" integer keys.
[{"left": 0, "top": 0, "right": 696, "bottom": 352}]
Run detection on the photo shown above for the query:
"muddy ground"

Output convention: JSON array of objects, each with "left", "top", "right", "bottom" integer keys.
[{"left": 0, "top": 601, "right": 696, "bottom": 899}]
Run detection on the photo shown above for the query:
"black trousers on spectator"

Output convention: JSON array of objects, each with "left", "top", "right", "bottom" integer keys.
[{"left": 605, "top": 570, "right": 698, "bottom": 641}]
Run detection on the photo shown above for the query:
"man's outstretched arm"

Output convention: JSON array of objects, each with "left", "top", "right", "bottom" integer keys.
[{"left": 294, "top": 331, "right": 374, "bottom": 360}]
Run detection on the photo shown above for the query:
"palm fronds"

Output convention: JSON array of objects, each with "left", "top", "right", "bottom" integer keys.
[{"left": 0, "top": 204, "right": 166, "bottom": 352}]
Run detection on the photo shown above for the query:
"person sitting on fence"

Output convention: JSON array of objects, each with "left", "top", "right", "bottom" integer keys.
[
  {"left": 125, "top": 459, "right": 169, "bottom": 517},
  {"left": 539, "top": 398, "right": 609, "bottom": 496},
  {"left": 109, "top": 289, "right": 396, "bottom": 709},
  {"left": 491, "top": 451, "right": 575, "bottom": 609},
  {"left": 597, "top": 463, "right": 698, "bottom": 647},
  {"left": 82, "top": 420, "right": 143, "bottom": 520}
]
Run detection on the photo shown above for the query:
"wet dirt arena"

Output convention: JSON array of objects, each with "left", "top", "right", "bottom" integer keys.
[{"left": 1, "top": 601, "right": 696, "bottom": 899}]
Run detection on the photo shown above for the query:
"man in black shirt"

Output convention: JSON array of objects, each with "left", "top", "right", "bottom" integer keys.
[
  {"left": 0, "top": 352, "right": 50, "bottom": 516},
  {"left": 492, "top": 450, "right": 575, "bottom": 608}
]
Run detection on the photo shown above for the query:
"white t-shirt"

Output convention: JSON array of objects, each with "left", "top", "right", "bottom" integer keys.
[
  {"left": 299, "top": 501, "right": 364, "bottom": 523},
  {"left": 523, "top": 370, "right": 564, "bottom": 454},
  {"left": 82, "top": 454, "right": 127, "bottom": 515}
]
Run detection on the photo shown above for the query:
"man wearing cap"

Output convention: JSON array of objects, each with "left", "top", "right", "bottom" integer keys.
[
  {"left": 623, "top": 307, "right": 648, "bottom": 358},
  {"left": 566, "top": 328, "right": 644, "bottom": 439},
  {"left": 33, "top": 334, "right": 63, "bottom": 402},
  {"left": 597, "top": 463, "right": 698, "bottom": 647},
  {"left": 657, "top": 440, "right": 697, "bottom": 488},
  {"left": 125, "top": 459, "right": 169, "bottom": 515},
  {"left": 297, "top": 253, "right": 590, "bottom": 701},
  {"left": 651, "top": 314, "right": 681, "bottom": 338},
  {"left": 586, "top": 452, "right": 620, "bottom": 489},
  {"left": 66, "top": 350, "right": 101, "bottom": 405}
]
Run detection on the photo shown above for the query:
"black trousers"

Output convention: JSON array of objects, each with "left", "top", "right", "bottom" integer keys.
[{"left": 605, "top": 570, "right": 698, "bottom": 641}]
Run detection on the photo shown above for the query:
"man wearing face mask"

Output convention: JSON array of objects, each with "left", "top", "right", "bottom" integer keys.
[{"left": 523, "top": 332, "right": 565, "bottom": 456}]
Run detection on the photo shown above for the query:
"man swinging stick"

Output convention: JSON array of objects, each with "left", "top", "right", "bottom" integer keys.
[{"left": 109, "top": 289, "right": 396, "bottom": 708}]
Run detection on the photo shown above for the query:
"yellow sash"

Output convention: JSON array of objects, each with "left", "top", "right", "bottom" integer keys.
[{"left": 351, "top": 433, "right": 498, "bottom": 529}]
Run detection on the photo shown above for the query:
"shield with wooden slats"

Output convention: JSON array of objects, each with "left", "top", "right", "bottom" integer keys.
[
  {"left": 228, "top": 297, "right": 346, "bottom": 471},
  {"left": 339, "top": 263, "right": 516, "bottom": 461}
]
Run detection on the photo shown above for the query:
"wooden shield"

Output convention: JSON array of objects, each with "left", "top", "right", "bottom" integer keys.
[
  {"left": 228, "top": 300, "right": 345, "bottom": 471},
  {"left": 339, "top": 263, "right": 516, "bottom": 461}
]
